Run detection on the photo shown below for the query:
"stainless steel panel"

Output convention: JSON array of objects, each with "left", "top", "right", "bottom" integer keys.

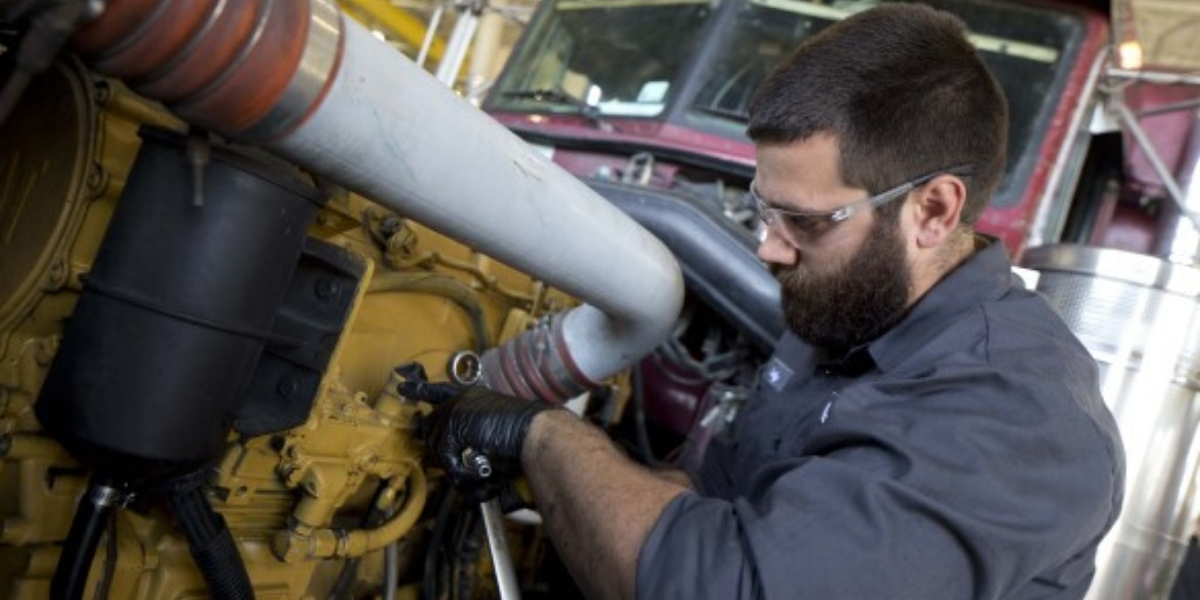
[{"left": 1023, "top": 244, "right": 1200, "bottom": 600}]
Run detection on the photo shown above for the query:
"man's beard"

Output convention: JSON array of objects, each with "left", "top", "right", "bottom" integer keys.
[{"left": 775, "top": 221, "right": 912, "bottom": 355}]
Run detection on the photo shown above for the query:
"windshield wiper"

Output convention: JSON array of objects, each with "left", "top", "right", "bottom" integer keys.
[
  {"left": 502, "top": 88, "right": 587, "bottom": 106},
  {"left": 500, "top": 88, "right": 614, "bottom": 132}
]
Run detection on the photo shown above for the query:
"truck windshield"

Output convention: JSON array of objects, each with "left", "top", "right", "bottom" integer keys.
[
  {"left": 689, "top": 0, "right": 1081, "bottom": 201},
  {"left": 489, "top": 0, "right": 718, "bottom": 117}
]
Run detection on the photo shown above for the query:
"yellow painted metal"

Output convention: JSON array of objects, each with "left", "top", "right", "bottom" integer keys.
[
  {"left": 0, "top": 55, "right": 589, "bottom": 599},
  {"left": 1, "top": 59, "right": 182, "bottom": 571},
  {"left": 340, "top": 0, "right": 447, "bottom": 62}
]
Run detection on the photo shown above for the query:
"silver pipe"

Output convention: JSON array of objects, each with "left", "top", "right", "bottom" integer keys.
[
  {"left": 384, "top": 537, "right": 399, "bottom": 600},
  {"left": 1108, "top": 68, "right": 1200, "bottom": 87},
  {"left": 1023, "top": 245, "right": 1200, "bottom": 600},
  {"left": 1156, "top": 113, "right": 1200, "bottom": 267},
  {"left": 434, "top": 4, "right": 480, "bottom": 86},
  {"left": 415, "top": 3, "right": 444, "bottom": 69},
  {"left": 481, "top": 498, "right": 522, "bottom": 600}
]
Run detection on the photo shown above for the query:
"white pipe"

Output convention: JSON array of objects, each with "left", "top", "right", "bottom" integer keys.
[
  {"left": 416, "top": 3, "right": 445, "bottom": 69},
  {"left": 434, "top": 7, "right": 480, "bottom": 86},
  {"left": 266, "top": 18, "right": 684, "bottom": 385}
]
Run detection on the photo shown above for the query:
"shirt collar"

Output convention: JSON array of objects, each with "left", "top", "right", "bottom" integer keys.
[
  {"left": 813, "top": 345, "right": 877, "bottom": 377},
  {"left": 864, "top": 237, "right": 1015, "bottom": 372}
]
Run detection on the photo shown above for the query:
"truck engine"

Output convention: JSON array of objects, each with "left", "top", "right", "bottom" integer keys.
[{"left": 0, "top": 1, "right": 721, "bottom": 598}]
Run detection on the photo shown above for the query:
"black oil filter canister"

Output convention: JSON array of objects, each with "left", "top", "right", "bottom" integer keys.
[{"left": 36, "top": 127, "right": 326, "bottom": 482}]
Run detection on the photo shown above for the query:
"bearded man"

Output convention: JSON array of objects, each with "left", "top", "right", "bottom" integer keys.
[{"left": 409, "top": 4, "right": 1125, "bottom": 600}]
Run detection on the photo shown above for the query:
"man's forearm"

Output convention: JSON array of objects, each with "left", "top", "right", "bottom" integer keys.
[
  {"left": 652, "top": 467, "right": 694, "bottom": 487},
  {"left": 521, "top": 410, "right": 688, "bottom": 600}
]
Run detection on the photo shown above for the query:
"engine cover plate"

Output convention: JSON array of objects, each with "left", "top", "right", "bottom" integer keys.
[{"left": 0, "top": 60, "right": 94, "bottom": 330}]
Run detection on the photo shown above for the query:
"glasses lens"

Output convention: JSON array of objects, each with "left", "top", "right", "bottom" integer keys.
[
  {"left": 752, "top": 189, "right": 835, "bottom": 244},
  {"left": 781, "top": 212, "right": 834, "bottom": 238}
]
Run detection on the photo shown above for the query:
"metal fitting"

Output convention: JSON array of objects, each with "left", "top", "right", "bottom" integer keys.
[
  {"left": 460, "top": 448, "right": 492, "bottom": 478},
  {"left": 447, "top": 351, "right": 482, "bottom": 386},
  {"left": 89, "top": 482, "right": 132, "bottom": 509}
]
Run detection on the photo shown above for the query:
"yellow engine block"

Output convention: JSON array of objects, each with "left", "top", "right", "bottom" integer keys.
[{"left": 0, "top": 57, "right": 591, "bottom": 600}]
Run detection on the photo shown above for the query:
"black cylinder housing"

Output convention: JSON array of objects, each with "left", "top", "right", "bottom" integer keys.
[{"left": 36, "top": 127, "right": 324, "bottom": 481}]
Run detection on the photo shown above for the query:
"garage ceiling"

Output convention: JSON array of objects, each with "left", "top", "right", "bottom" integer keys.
[{"left": 1114, "top": 0, "right": 1200, "bottom": 70}]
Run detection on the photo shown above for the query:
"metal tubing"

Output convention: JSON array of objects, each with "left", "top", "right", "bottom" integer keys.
[
  {"left": 1112, "top": 99, "right": 1200, "bottom": 232},
  {"left": 349, "top": 0, "right": 445, "bottom": 64},
  {"left": 261, "top": 15, "right": 683, "bottom": 391},
  {"left": 70, "top": 0, "right": 684, "bottom": 397},
  {"left": 1024, "top": 245, "right": 1200, "bottom": 600},
  {"left": 433, "top": 6, "right": 479, "bottom": 86},
  {"left": 277, "top": 467, "right": 427, "bottom": 560},
  {"left": 415, "top": 2, "right": 444, "bottom": 68},
  {"left": 481, "top": 498, "right": 522, "bottom": 600},
  {"left": 1108, "top": 68, "right": 1200, "bottom": 87}
]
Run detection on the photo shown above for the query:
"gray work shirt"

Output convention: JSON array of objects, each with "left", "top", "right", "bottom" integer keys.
[{"left": 636, "top": 241, "right": 1125, "bottom": 600}]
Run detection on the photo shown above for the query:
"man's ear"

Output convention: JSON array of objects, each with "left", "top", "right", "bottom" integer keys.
[{"left": 908, "top": 174, "right": 967, "bottom": 249}]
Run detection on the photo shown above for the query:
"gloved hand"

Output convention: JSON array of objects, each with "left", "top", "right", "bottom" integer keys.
[{"left": 401, "top": 381, "right": 555, "bottom": 503}]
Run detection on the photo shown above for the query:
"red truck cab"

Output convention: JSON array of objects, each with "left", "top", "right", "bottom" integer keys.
[{"left": 483, "top": 0, "right": 1110, "bottom": 258}]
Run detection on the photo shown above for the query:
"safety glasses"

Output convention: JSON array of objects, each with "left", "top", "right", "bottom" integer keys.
[{"left": 749, "top": 165, "right": 975, "bottom": 244}]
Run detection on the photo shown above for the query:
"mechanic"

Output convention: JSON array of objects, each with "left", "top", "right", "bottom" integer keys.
[{"left": 408, "top": 4, "right": 1125, "bottom": 600}]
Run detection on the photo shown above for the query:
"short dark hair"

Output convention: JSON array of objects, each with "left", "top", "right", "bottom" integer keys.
[{"left": 746, "top": 3, "right": 1007, "bottom": 225}]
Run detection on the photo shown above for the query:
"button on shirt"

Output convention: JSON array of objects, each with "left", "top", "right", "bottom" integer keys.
[{"left": 635, "top": 241, "right": 1125, "bottom": 600}]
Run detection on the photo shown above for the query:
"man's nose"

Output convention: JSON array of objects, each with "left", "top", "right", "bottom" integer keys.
[{"left": 756, "top": 228, "right": 799, "bottom": 267}]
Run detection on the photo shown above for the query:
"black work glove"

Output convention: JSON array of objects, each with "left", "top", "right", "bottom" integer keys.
[{"left": 401, "top": 381, "right": 554, "bottom": 504}]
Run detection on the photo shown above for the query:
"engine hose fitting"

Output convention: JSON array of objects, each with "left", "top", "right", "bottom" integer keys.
[
  {"left": 162, "top": 474, "right": 256, "bottom": 600},
  {"left": 447, "top": 351, "right": 483, "bottom": 386},
  {"left": 481, "top": 314, "right": 597, "bottom": 403}
]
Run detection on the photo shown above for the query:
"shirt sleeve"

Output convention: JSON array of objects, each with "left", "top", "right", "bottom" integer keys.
[{"left": 635, "top": 361, "right": 1121, "bottom": 600}]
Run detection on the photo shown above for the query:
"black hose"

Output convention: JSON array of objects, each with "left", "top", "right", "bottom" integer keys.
[
  {"left": 422, "top": 487, "right": 458, "bottom": 600},
  {"left": 162, "top": 474, "right": 255, "bottom": 600},
  {"left": 51, "top": 478, "right": 124, "bottom": 600},
  {"left": 328, "top": 481, "right": 394, "bottom": 600},
  {"left": 630, "top": 366, "right": 659, "bottom": 467},
  {"left": 93, "top": 514, "right": 119, "bottom": 600}
]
